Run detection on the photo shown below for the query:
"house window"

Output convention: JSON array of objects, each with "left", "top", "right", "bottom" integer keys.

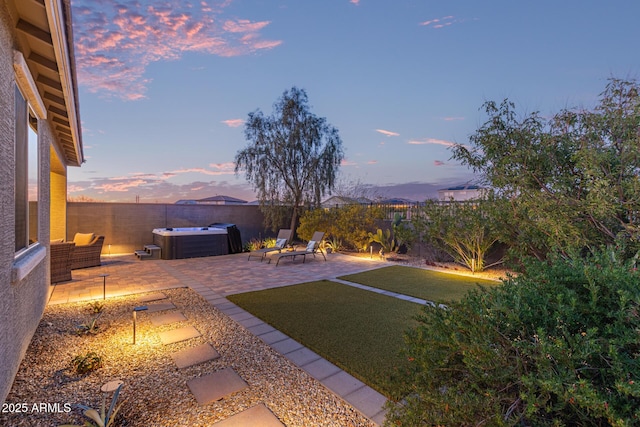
[
  {"left": 14, "top": 84, "right": 39, "bottom": 252},
  {"left": 28, "top": 118, "right": 38, "bottom": 244}
]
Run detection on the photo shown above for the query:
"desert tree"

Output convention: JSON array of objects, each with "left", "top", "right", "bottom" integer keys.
[
  {"left": 235, "top": 87, "right": 344, "bottom": 235},
  {"left": 452, "top": 78, "right": 640, "bottom": 260}
]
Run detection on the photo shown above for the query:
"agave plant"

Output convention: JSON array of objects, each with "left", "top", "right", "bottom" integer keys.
[
  {"left": 76, "top": 312, "right": 103, "bottom": 335},
  {"left": 324, "top": 236, "right": 344, "bottom": 253},
  {"left": 60, "top": 383, "right": 124, "bottom": 427}
]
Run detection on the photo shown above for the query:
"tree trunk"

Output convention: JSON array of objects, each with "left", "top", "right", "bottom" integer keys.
[{"left": 289, "top": 206, "right": 299, "bottom": 240}]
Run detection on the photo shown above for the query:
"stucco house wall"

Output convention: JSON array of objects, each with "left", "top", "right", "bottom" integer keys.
[
  {"left": 0, "top": 2, "right": 46, "bottom": 404},
  {"left": 0, "top": 0, "right": 83, "bottom": 404}
]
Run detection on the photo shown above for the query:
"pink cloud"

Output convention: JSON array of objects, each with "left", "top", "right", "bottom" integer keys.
[
  {"left": 367, "top": 160, "right": 378, "bottom": 164},
  {"left": 68, "top": 184, "right": 87, "bottom": 193},
  {"left": 434, "top": 160, "right": 445, "bottom": 166},
  {"left": 350, "top": 0, "right": 360, "bottom": 5},
  {"left": 408, "top": 138, "right": 456, "bottom": 147},
  {"left": 72, "top": 1, "right": 282, "bottom": 100},
  {"left": 375, "top": 129, "right": 400, "bottom": 137},
  {"left": 170, "top": 167, "right": 234, "bottom": 176},
  {"left": 442, "top": 116, "right": 465, "bottom": 121},
  {"left": 221, "top": 119, "right": 245, "bottom": 128},
  {"left": 209, "top": 162, "right": 236, "bottom": 172},
  {"left": 223, "top": 19, "right": 270, "bottom": 33},
  {"left": 341, "top": 159, "right": 357, "bottom": 166},
  {"left": 95, "top": 179, "right": 148, "bottom": 192}
]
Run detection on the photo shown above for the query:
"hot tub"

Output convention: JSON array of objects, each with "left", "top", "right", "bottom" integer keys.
[{"left": 152, "top": 227, "right": 228, "bottom": 260}]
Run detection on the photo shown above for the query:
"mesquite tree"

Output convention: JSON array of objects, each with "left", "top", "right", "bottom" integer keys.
[{"left": 235, "top": 87, "right": 344, "bottom": 235}]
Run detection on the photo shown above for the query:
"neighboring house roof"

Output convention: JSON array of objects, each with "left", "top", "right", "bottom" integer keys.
[
  {"left": 13, "top": 0, "right": 83, "bottom": 166},
  {"left": 196, "top": 195, "right": 248, "bottom": 204},
  {"left": 321, "top": 196, "right": 372, "bottom": 207},
  {"left": 438, "top": 184, "right": 484, "bottom": 191},
  {"left": 174, "top": 199, "right": 197, "bottom": 205},
  {"left": 378, "top": 197, "right": 416, "bottom": 205}
]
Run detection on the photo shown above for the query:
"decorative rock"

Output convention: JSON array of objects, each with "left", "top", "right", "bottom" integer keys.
[{"left": 100, "top": 380, "right": 123, "bottom": 393}]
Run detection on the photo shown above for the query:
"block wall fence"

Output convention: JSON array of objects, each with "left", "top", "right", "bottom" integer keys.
[{"left": 66, "top": 203, "right": 276, "bottom": 255}]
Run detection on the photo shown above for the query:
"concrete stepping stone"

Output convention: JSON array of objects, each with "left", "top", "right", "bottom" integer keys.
[
  {"left": 145, "top": 302, "right": 176, "bottom": 313},
  {"left": 151, "top": 311, "right": 187, "bottom": 327},
  {"left": 171, "top": 343, "right": 220, "bottom": 368},
  {"left": 138, "top": 292, "right": 167, "bottom": 303},
  {"left": 158, "top": 326, "right": 201, "bottom": 345},
  {"left": 187, "top": 367, "right": 248, "bottom": 405},
  {"left": 212, "top": 404, "right": 284, "bottom": 426}
]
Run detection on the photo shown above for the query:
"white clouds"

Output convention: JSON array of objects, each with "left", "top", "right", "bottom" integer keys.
[
  {"left": 419, "top": 15, "right": 457, "bottom": 29},
  {"left": 407, "top": 138, "right": 456, "bottom": 147}
]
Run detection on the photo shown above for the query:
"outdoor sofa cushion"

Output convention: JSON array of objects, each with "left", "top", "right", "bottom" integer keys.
[{"left": 73, "top": 232, "right": 95, "bottom": 246}]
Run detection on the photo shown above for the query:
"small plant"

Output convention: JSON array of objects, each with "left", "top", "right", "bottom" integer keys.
[
  {"left": 76, "top": 312, "right": 103, "bottom": 335},
  {"left": 262, "top": 237, "right": 277, "bottom": 248},
  {"left": 368, "top": 228, "right": 398, "bottom": 253},
  {"left": 88, "top": 301, "right": 105, "bottom": 314},
  {"left": 243, "top": 237, "right": 263, "bottom": 252},
  {"left": 70, "top": 352, "right": 102, "bottom": 375},
  {"left": 324, "top": 236, "right": 344, "bottom": 253},
  {"left": 60, "top": 383, "right": 124, "bottom": 427}
]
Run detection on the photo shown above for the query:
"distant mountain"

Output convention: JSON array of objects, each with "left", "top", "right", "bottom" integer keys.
[{"left": 363, "top": 182, "right": 442, "bottom": 202}]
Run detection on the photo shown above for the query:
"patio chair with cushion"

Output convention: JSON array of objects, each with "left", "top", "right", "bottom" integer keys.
[
  {"left": 248, "top": 229, "right": 292, "bottom": 261},
  {"left": 70, "top": 233, "right": 105, "bottom": 270},
  {"left": 50, "top": 241, "right": 75, "bottom": 283},
  {"left": 269, "top": 231, "right": 326, "bottom": 266}
]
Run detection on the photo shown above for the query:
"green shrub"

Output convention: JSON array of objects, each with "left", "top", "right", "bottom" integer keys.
[
  {"left": 243, "top": 237, "right": 263, "bottom": 252},
  {"left": 386, "top": 248, "right": 640, "bottom": 426},
  {"left": 70, "top": 352, "right": 102, "bottom": 375},
  {"left": 262, "top": 237, "right": 277, "bottom": 248},
  {"left": 298, "top": 204, "right": 383, "bottom": 250}
]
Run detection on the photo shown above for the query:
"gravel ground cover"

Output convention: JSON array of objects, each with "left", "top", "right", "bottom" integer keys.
[{"left": 1, "top": 287, "right": 374, "bottom": 427}]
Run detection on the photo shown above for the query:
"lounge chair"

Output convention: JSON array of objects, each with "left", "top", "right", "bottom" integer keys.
[
  {"left": 269, "top": 231, "right": 326, "bottom": 266},
  {"left": 248, "top": 229, "right": 292, "bottom": 261},
  {"left": 70, "top": 233, "right": 105, "bottom": 269}
]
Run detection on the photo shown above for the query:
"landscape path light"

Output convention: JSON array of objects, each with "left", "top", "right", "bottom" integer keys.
[
  {"left": 132, "top": 306, "right": 148, "bottom": 344},
  {"left": 98, "top": 274, "right": 109, "bottom": 300}
]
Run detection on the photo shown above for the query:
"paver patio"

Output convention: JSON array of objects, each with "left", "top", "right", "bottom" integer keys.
[{"left": 48, "top": 252, "right": 390, "bottom": 425}]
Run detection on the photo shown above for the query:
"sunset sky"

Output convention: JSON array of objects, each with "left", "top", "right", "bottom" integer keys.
[{"left": 67, "top": 0, "right": 640, "bottom": 203}]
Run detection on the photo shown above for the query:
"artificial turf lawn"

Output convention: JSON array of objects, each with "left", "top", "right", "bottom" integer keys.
[
  {"left": 338, "top": 265, "right": 501, "bottom": 303},
  {"left": 227, "top": 280, "right": 423, "bottom": 398}
]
